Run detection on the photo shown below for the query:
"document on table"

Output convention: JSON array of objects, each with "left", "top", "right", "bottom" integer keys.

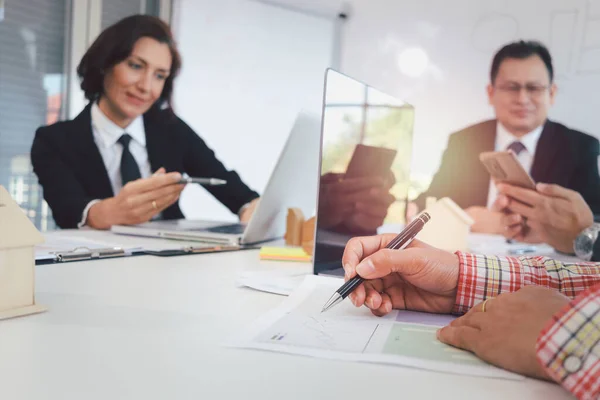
[
  {"left": 228, "top": 275, "right": 522, "bottom": 380},
  {"left": 236, "top": 267, "right": 311, "bottom": 296}
]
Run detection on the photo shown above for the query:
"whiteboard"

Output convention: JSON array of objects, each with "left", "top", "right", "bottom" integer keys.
[
  {"left": 172, "top": 0, "right": 333, "bottom": 221},
  {"left": 341, "top": 0, "right": 600, "bottom": 179}
]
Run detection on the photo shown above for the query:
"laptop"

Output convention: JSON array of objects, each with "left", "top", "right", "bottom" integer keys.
[
  {"left": 313, "top": 69, "right": 415, "bottom": 276},
  {"left": 111, "top": 111, "right": 321, "bottom": 246}
]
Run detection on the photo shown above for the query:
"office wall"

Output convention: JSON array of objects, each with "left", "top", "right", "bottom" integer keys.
[
  {"left": 172, "top": 0, "right": 600, "bottom": 217},
  {"left": 172, "top": 0, "right": 334, "bottom": 221},
  {"left": 338, "top": 0, "right": 600, "bottom": 184}
]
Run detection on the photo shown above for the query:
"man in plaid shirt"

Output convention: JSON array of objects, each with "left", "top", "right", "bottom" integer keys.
[{"left": 342, "top": 236, "right": 600, "bottom": 399}]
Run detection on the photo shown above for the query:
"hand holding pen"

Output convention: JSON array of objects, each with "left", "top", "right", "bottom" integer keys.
[
  {"left": 322, "top": 213, "right": 461, "bottom": 316},
  {"left": 322, "top": 213, "right": 430, "bottom": 312}
]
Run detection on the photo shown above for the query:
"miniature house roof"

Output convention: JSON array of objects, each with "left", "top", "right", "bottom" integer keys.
[
  {"left": 0, "top": 185, "right": 44, "bottom": 249},
  {"left": 434, "top": 197, "right": 475, "bottom": 226}
]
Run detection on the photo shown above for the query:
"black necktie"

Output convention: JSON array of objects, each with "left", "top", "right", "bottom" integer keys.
[{"left": 118, "top": 134, "right": 141, "bottom": 186}]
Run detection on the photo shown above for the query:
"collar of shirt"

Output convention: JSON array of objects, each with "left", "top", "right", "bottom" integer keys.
[
  {"left": 495, "top": 121, "right": 544, "bottom": 155},
  {"left": 91, "top": 102, "right": 146, "bottom": 149}
]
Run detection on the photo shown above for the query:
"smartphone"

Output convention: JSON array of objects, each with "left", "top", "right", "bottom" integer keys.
[
  {"left": 345, "top": 144, "right": 397, "bottom": 179},
  {"left": 479, "top": 151, "right": 535, "bottom": 189}
]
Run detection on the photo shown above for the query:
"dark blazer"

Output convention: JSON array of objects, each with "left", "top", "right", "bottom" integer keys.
[
  {"left": 415, "top": 119, "right": 600, "bottom": 214},
  {"left": 31, "top": 104, "right": 259, "bottom": 229}
]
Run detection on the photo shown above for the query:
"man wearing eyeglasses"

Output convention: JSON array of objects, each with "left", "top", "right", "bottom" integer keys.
[{"left": 414, "top": 40, "right": 600, "bottom": 234}]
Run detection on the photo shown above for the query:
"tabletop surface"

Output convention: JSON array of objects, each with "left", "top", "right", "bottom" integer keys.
[{"left": 0, "top": 230, "right": 574, "bottom": 400}]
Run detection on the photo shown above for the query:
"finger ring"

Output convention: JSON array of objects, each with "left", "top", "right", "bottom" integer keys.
[
  {"left": 152, "top": 200, "right": 158, "bottom": 210},
  {"left": 481, "top": 298, "right": 492, "bottom": 313}
]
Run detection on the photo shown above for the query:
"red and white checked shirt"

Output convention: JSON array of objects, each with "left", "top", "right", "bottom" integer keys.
[{"left": 453, "top": 252, "right": 600, "bottom": 400}]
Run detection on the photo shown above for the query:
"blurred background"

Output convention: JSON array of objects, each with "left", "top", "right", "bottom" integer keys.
[{"left": 1, "top": 0, "right": 598, "bottom": 230}]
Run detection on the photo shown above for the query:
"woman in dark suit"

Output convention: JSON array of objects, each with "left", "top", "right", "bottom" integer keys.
[{"left": 31, "top": 15, "right": 259, "bottom": 229}]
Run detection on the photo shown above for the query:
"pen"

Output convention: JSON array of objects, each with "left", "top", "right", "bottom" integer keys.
[
  {"left": 178, "top": 177, "right": 227, "bottom": 186},
  {"left": 321, "top": 212, "right": 431, "bottom": 313}
]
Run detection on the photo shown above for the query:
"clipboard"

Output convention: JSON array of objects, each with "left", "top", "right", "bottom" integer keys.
[
  {"left": 36, "top": 244, "right": 260, "bottom": 264},
  {"left": 35, "top": 246, "right": 145, "bottom": 265}
]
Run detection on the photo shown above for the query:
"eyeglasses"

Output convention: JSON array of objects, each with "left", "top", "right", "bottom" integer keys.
[{"left": 495, "top": 83, "right": 550, "bottom": 98}]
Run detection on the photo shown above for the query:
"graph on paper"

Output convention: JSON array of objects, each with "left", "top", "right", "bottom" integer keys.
[
  {"left": 231, "top": 275, "right": 520, "bottom": 379},
  {"left": 257, "top": 314, "right": 380, "bottom": 352},
  {"left": 256, "top": 311, "right": 484, "bottom": 366},
  {"left": 381, "top": 324, "right": 483, "bottom": 365}
]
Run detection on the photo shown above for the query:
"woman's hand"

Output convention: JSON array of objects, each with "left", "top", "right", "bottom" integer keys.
[{"left": 87, "top": 169, "right": 184, "bottom": 229}]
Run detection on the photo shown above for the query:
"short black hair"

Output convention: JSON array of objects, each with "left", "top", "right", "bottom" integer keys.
[
  {"left": 77, "top": 15, "right": 181, "bottom": 112},
  {"left": 490, "top": 40, "right": 553, "bottom": 84}
]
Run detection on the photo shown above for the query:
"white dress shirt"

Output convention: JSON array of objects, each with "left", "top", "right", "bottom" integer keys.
[
  {"left": 78, "top": 103, "right": 153, "bottom": 227},
  {"left": 486, "top": 121, "right": 544, "bottom": 208}
]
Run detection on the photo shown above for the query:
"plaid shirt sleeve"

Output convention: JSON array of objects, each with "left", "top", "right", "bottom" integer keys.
[
  {"left": 536, "top": 285, "right": 600, "bottom": 400},
  {"left": 452, "top": 252, "right": 600, "bottom": 399},
  {"left": 452, "top": 252, "right": 600, "bottom": 314}
]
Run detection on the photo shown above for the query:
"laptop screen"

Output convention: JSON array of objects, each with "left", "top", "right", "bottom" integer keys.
[{"left": 313, "top": 69, "right": 415, "bottom": 275}]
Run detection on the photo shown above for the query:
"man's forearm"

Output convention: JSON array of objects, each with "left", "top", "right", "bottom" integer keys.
[{"left": 453, "top": 252, "right": 600, "bottom": 314}]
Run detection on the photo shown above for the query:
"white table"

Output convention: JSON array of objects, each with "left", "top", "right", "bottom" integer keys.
[{"left": 0, "top": 231, "right": 574, "bottom": 399}]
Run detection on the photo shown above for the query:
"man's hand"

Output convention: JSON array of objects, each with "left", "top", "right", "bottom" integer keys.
[
  {"left": 497, "top": 183, "right": 594, "bottom": 253},
  {"left": 342, "top": 235, "right": 459, "bottom": 316},
  {"left": 465, "top": 206, "right": 507, "bottom": 234},
  {"left": 489, "top": 194, "right": 528, "bottom": 240},
  {"left": 344, "top": 186, "right": 395, "bottom": 233},
  {"left": 87, "top": 169, "right": 184, "bottom": 229},
  {"left": 438, "top": 286, "right": 570, "bottom": 380},
  {"left": 318, "top": 173, "right": 395, "bottom": 233},
  {"left": 466, "top": 192, "right": 525, "bottom": 236}
]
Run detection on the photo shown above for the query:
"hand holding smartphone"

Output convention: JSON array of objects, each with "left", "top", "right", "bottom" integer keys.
[
  {"left": 480, "top": 151, "right": 534, "bottom": 234},
  {"left": 345, "top": 144, "right": 397, "bottom": 179},
  {"left": 479, "top": 151, "right": 535, "bottom": 189}
]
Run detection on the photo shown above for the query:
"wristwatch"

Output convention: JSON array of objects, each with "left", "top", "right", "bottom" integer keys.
[{"left": 573, "top": 223, "right": 600, "bottom": 261}]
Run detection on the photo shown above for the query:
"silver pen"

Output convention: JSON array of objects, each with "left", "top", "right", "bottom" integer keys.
[{"left": 178, "top": 177, "right": 227, "bottom": 186}]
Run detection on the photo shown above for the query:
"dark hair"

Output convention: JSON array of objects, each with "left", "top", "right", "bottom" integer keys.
[
  {"left": 77, "top": 15, "right": 181, "bottom": 112},
  {"left": 490, "top": 40, "right": 553, "bottom": 84}
]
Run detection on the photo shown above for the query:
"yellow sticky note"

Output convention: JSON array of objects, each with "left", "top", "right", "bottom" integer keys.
[{"left": 259, "top": 246, "right": 311, "bottom": 262}]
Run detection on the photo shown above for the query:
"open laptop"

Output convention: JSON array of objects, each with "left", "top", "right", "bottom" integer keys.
[
  {"left": 313, "top": 69, "right": 415, "bottom": 276},
  {"left": 111, "top": 111, "right": 321, "bottom": 246}
]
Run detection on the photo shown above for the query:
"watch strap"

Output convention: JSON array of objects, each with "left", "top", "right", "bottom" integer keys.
[{"left": 591, "top": 231, "right": 600, "bottom": 262}]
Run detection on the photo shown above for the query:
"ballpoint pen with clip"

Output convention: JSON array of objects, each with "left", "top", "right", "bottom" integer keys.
[{"left": 321, "top": 212, "right": 431, "bottom": 313}]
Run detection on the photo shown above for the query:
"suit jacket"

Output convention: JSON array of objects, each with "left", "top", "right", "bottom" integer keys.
[
  {"left": 31, "top": 104, "right": 259, "bottom": 229},
  {"left": 415, "top": 119, "right": 600, "bottom": 214}
]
